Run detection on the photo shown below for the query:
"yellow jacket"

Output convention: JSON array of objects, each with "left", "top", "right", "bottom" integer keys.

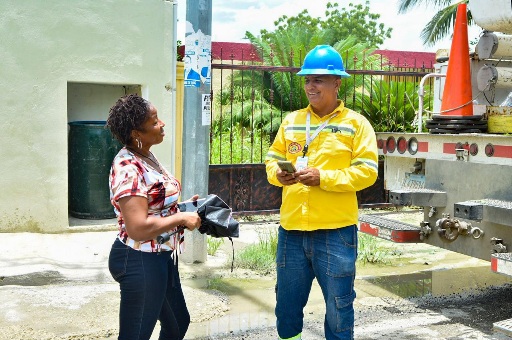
[{"left": 265, "top": 100, "right": 378, "bottom": 231}]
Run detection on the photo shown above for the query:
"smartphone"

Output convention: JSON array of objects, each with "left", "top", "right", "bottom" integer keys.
[{"left": 277, "top": 160, "right": 296, "bottom": 173}]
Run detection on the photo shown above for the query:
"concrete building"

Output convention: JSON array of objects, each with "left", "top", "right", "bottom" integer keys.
[{"left": 0, "top": 0, "right": 179, "bottom": 232}]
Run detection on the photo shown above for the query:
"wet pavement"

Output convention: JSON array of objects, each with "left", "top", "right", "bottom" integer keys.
[{"left": 1, "top": 216, "right": 512, "bottom": 339}]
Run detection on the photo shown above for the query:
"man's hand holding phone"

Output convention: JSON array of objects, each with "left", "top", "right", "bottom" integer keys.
[
  {"left": 277, "top": 161, "right": 296, "bottom": 173},
  {"left": 276, "top": 160, "right": 320, "bottom": 187},
  {"left": 276, "top": 161, "right": 299, "bottom": 186}
]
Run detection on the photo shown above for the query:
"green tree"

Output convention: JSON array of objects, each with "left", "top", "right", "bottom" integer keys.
[
  {"left": 254, "top": 1, "right": 392, "bottom": 48},
  {"left": 210, "top": 1, "right": 431, "bottom": 164},
  {"left": 397, "top": 0, "right": 473, "bottom": 47},
  {"left": 239, "top": 1, "right": 391, "bottom": 113},
  {"left": 214, "top": 2, "right": 388, "bottom": 141},
  {"left": 245, "top": 24, "right": 337, "bottom": 112}
]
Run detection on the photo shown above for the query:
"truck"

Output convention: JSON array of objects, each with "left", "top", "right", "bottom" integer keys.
[{"left": 357, "top": 1, "right": 512, "bottom": 334}]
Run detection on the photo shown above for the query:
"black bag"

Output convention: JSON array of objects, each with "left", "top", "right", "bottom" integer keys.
[
  {"left": 172, "top": 194, "right": 239, "bottom": 271},
  {"left": 194, "top": 194, "right": 239, "bottom": 238},
  {"left": 158, "top": 195, "right": 239, "bottom": 242}
]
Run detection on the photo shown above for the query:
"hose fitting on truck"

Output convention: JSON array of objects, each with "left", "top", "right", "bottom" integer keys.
[{"left": 436, "top": 214, "right": 483, "bottom": 242}]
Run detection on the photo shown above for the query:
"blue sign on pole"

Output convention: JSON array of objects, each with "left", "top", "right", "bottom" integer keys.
[{"left": 184, "top": 31, "right": 211, "bottom": 88}]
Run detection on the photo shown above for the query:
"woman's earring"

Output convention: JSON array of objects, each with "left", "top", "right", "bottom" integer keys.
[{"left": 136, "top": 138, "right": 142, "bottom": 149}]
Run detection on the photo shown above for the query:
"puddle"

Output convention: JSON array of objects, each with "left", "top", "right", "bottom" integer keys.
[
  {"left": 360, "top": 266, "right": 512, "bottom": 298},
  {"left": 184, "top": 264, "right": 512, "bottom": 338},
  {"left": 183, "top": 277, "right": 279, "bottom": 338},
  {"left": 0, "top": 270, "right": 65, "bottom": 286}
]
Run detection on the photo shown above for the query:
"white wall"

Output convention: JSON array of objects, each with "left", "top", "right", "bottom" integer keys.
[{"left": 0, "top": 0, "right": 176, "bottom": 232}]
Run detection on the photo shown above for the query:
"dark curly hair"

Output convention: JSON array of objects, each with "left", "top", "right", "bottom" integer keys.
[{"left": 106, "top": 94, "right": 150, "bottom": 145}]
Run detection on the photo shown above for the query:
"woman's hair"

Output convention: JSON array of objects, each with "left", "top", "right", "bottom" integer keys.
[{"left": 106, "top": 94, "right": 150, "bottom": 145}]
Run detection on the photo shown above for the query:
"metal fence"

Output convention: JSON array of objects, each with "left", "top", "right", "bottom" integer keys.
[
  {"left": 209, "top": 44, "right": 436, "bottom": 164},
  {"left": 206, "top": 44, "right": 436, "bottom": 214}
]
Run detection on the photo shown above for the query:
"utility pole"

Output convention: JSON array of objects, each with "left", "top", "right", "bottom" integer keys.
[{"left": 181, "top": 0, "right": 212, "bottom": 263}]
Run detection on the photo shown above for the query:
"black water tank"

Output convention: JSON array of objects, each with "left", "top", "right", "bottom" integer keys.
[{"left": 68, "top": 121, "right": 122, "bottom": 219}]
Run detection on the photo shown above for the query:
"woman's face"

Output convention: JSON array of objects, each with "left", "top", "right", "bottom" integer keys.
[{"left": 137, "top": 104, "right": 166, "bottom": 148}]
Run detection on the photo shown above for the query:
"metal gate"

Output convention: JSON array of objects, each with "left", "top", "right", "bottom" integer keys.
[{"left": 208, "top": 161, "right": 387, "bottom": 216}]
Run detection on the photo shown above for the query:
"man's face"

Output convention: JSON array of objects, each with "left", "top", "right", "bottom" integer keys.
[{"left": 303, "top": 75, "right": 340, "bottom": 106}]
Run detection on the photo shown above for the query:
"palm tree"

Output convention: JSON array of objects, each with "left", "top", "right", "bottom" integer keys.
[
  {"left": 246, "top": 28, "right": 382, "bottom": 111},
  {"left": 245, "top": 24, "right": 336, "bottom": 112},
  {"left": 397, "top": 0, "right": 473, "bottom": 47}
]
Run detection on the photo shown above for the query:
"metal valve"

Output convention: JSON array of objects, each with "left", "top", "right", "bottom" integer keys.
[
  {"left": 491, "top": 237, "right": 507, "bottom": 254},
  {"left": 419, "top": 221, "right": 431, "bottom": 240},
  {"left": 428, "top": 207, "right": 437, "bottom": 218},
  {"left": 470, "top": 226, "right": 484, "bottom": 239},
  {"left": 436, "top": 216, "right": 471, "bottom": 241}
]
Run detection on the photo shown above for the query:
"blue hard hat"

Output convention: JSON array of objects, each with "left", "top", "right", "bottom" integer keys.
[{"left": 297, "top": 45, "right": 350, "bottom": 78}]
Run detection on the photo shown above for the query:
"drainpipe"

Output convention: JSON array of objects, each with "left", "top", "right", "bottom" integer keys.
[
  {"left": 417, "top": 73, "right": 445, "bottom": 133},
  {"left": 169, "top": 0, "right": 178, "bottom": 175}
]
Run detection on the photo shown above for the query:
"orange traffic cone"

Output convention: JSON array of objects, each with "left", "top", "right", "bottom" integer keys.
[{"left": 440, "top": 3, "right": 473, "bottom": 117}]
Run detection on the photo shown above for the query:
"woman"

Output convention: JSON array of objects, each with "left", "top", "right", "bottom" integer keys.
[{"left": 106, "top": 94, "right": 201, "bottom": 340}]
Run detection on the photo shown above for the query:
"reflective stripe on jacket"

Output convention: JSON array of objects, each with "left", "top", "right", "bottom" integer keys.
[{"left": 265, "top": 100, "right": 378, "bottom": 231}]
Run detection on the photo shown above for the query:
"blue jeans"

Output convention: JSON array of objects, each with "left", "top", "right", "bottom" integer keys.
[
  {"left": 275, "top": 225, "right": 358, "bottom": 340},
  {"left": 108, "top": 238, "right": 190, "bottom": 340}
]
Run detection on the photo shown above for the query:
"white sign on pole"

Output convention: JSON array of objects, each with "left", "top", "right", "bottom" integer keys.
[{"left": 202, "top": 93, "right": 211, "bottom": 126}]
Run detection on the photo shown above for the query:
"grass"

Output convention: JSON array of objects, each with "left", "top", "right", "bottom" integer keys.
[
  {"left": 230, "top": 226, "right": 397, "bottom": 273},
  {"left": 207, "top": 236, "right": 224, "bottom": 256},
  {"left": 233, "top": 228, "right": 278, "bottom": 274},
  {"left": 210, "top": 128, "right": 272, "bottom": 164},
  {"left": 357, "top": 232, "right": 398, "bottom": 264}
]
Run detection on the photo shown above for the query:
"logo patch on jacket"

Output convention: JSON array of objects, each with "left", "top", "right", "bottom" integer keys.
[{"left": 288, "top": 142, "right": 302, "bottom": 154}]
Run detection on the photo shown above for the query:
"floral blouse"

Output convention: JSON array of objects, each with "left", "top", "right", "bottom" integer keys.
[{"left": 109, "top": 147, "right": 183, "bottom": 253}]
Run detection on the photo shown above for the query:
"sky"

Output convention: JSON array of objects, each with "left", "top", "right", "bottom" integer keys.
[{"left": 176, "top": 0, "right": 483, "bottom": 53}]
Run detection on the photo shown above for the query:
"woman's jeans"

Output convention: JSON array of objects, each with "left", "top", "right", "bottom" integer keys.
[
  {"left": 275, "top": 225, "right": 358, "bottom": 340},
  {"left": 108, "top": 238, "right": 190, "bottom": 340}
]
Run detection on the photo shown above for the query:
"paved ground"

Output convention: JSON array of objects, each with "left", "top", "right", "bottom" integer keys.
[
  {"left": 2, "top": 219, "right": 512, "bottom": 340},
  {"left": 0, "top": 222, "right": 280, "bottom": 340}
]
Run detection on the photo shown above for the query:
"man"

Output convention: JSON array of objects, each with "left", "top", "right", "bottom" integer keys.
[{"left": 265, "top": 45, "right": 378, "bottom": 340}]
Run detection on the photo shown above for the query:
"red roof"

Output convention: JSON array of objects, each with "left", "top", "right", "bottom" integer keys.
[
  {"left": 178, "top": 42, "right": 262, "bottom": 62},
  {"left": 211, "top": 42, "right": 262, "bottom": 62},
  {"left": 179, "top": 42, "right": 436, "bottom": 68},
  {"left": 373, "top": 49, "right": 436, "bottom": 69}
]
